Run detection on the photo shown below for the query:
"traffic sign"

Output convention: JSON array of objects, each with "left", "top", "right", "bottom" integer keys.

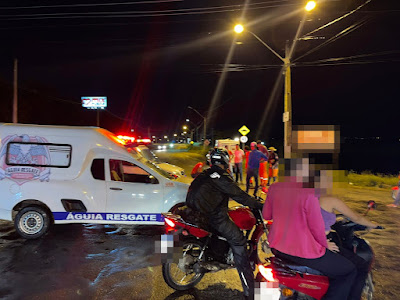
[
  {"left": 240, "top": 136, "right": 248, "bottom": 143},
  {"left": 238, "top": 125, "right": 250, "bottom": 136}
]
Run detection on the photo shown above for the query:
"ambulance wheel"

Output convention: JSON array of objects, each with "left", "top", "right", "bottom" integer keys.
[{"left": 15, "top": 206, "right": 50, "bottom": 239}]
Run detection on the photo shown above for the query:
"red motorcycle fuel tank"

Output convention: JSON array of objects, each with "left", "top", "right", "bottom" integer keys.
[{"left": 228, "top": 206, "right": 256, "bottom": 230}]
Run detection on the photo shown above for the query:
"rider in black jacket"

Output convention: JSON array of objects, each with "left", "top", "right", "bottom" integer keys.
[{"left": 186, "top": 148, "right": 263, "bottom": 299}]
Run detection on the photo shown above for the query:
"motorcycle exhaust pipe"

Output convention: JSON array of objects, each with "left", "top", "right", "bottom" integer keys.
[{"left": 193, "top": 261, "right": 230, "bottom": 273}]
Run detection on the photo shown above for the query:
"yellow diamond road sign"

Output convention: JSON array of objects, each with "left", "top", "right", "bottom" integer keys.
[{"left": 238, "top": 125, "right": 250, "bottom": 136}]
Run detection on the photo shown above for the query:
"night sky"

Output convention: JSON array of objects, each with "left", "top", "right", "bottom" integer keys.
[{"left": 0, "top": 0, "right": 399, "bottom": 144}]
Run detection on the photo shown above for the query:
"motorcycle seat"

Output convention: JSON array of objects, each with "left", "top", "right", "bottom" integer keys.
[{"left": 271, "top": 257, "right": 324, "bottom": 276}]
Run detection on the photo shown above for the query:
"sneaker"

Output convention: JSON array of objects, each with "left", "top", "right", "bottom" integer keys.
[{"left": 387, "top": 204, "right": 398, "bottom": 207}]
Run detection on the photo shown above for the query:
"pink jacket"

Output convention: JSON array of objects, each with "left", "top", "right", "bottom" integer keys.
[{"left": 263, "top": 180, "right": 328, "bottom": 259}]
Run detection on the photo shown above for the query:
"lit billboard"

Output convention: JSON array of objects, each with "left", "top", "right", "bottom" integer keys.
[{"left": 81, "top": 97, "right": 107, "bottom": 109}]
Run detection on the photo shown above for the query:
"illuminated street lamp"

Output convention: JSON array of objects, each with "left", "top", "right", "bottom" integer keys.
[
  {"left": 305, "top": 1, "right": 316, "bottom": 12},
  {"left": 183, "top": 125, "right": 188, "bottom": 130},
  {"left": 234, "top": 24, "right": 244, "bottom": 34},
  {"left": 233, "top": 2, "right": 316, "bottom": 158}
]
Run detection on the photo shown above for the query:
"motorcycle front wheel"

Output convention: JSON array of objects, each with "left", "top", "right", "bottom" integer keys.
[
  {"left": 255, "top": 231, "right": 273, "bottom": 264},
  {"left": 162, "top": 239, "right": 205, "bottom": 291},
  {"left": 362, "top": 273, "right": 374, "bottom": 300}
]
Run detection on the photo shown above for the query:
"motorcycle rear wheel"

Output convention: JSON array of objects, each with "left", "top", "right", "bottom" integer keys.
[{"left": 162, "top": 239, "right": 205, "bottom": 291}]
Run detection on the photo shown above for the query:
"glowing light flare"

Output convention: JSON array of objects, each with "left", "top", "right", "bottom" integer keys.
[
  {"left": 117, "top": 135, "right": 136, "bottom": 143},
  {"left": 234, "top": 24, "right": 244, "bottom": 34},
  {"left": 136, "top": 138, "right": 151, "bottom": 144},
  {"left": 258, "top": 265, "right": 277, "bottom": 282},
  {"left": 305, "top": 1, "right": 316, "bottom": 11},
  {"left": 164, "top": 218, "right": 175, "bottom": 228}
]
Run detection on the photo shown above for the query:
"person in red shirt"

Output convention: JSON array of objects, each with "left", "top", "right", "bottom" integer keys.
[
  {"left": 224, "top": 145, "right": 234, "bottom": 174},
  {"left": 257, "top": 140, "right": 269, "bottom": 187},
  {"left": 191, "top": 162, "right": 204, "bottom": 178},
  {"left": 233, "top": 144, "right": 245, "bottom": 183}
]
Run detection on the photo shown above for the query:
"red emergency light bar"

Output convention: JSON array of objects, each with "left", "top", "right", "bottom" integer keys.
[{"left": 117, "top": 135, "right": 136, "bottom": 143}]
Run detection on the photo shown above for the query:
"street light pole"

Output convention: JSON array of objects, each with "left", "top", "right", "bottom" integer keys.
[
  {"left": 234, "top": 1, "right": 315, "bottom": 158},
  {"left": 241, "top": 29, "right": 292, "bottom": 156},
  {"left": 188, "top": 106, "right": 207, "bottom": 148},
  {"left": 284, "top": 42, "right": 292, "bottom": 158},
  {"left": 13, "top": 58, "right": 18, "bottom": 123}
]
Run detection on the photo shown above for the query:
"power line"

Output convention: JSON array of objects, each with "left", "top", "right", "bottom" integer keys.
[
  {"left": 0, "top": 0, "right": 184, "bottom": 10},
  {"left": 1, "top": 3, "right": 295, "bottom": 21},
  {"left": 301, "top": 0, "right": 374, "bottom": 38},
  {"left": 295, "top": 59, "right": 400, "bottom": 67},
  {"left": 294, "top": 17, "right": 370, "bottom": 62},
  {"left": 295, "top": 50, "right": 400, "bottom": 65},
  {"left": 0, "top": 1, "right": 288, "bottom": 17}
]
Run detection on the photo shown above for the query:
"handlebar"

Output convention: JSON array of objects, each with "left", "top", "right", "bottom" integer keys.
[{"left": 339, "top": 220, "right": 384, "bottom": 231}]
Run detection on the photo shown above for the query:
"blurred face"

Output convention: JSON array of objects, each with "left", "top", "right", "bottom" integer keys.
[
  {"left": 316, "top": 170, "right": 333, "bottom": 191},
  {"left": 236, "top": 145, "right": 239, "bottom": 150},
  {"left": 294, "top": 158, "right": 310, "bottom": 182},
  {"left": 315, "top": 169, "right": 346, "bottom": 194}
]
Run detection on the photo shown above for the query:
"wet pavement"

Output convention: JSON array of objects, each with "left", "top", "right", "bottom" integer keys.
[{"left": 0, "top": 221, "right": 244, "bottom": 300}]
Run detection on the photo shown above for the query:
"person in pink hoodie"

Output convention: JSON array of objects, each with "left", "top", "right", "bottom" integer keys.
[{"left": 262, "top": 158, "right": 357, "bottom": 300}]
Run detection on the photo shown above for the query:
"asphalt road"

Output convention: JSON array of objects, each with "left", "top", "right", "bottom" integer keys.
[{"left": 0, "top": 221, "right": 245, "bottom": 300}]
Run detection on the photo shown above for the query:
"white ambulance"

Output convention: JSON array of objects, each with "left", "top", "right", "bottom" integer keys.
[{"left": 0, "top": 124, "right": 189, "bottom": 239}]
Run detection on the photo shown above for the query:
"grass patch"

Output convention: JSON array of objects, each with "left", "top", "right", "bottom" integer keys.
[{"left": 348, "top": 171, "right": 398, "bottom": 188}]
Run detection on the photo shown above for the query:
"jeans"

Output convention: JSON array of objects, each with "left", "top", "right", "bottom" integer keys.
[
  {"left": 234, "top": 162, "right": 243, "bottom": 182},
  {"left": 246, "top": 168, "right": 259, "bottom": 196}
]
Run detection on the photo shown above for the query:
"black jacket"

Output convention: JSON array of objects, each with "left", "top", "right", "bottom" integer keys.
[{"left": 186, "top": 165, "right": 263, "bottom": 221}]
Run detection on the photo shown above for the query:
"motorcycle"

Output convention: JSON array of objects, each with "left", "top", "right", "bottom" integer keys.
[
  {"left": 161, "top": 204, "right": 271, "bottom": 291},
  {"left": 257, "top": 201, "right": 383, "bottom": 300}
]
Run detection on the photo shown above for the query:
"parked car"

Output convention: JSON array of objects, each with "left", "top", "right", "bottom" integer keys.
[{"left": 129, "top": 145, "right": 185, "bottom": 178}]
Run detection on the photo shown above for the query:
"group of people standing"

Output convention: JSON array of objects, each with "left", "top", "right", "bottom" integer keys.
[{"left": 224, "top": 140, "right": 279, "bottom": 196}]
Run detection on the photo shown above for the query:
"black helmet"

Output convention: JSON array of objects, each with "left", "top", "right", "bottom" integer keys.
[{"left": 210, "top": 148, "right": 230, "bottom": 167}]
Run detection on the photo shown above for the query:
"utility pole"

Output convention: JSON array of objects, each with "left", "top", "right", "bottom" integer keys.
[
  {"left": 284, "top": 42, "right": 292, "bottom": 158},
  {"left": 188, "top": 106, "right": 207, "bottom": 148},
  {"left": 234, "top": 2, "right": 316, "bottom": 158},
  {"left": 13, "top": 59, "right": 18, "bottom": 123},
  {"left": 96, "top": 110, "right": 100, "bottom": 127},
  {"left": 203, "top": 117, "right": 207, "bottom": 144}
]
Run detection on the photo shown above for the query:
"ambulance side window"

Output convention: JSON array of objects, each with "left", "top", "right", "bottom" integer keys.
[
  {"left": 109, "top": 159, "right": 158, "bottom": 184},
  {"left": 91, "top": 159, "right": 105, "bottom": 180}
]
